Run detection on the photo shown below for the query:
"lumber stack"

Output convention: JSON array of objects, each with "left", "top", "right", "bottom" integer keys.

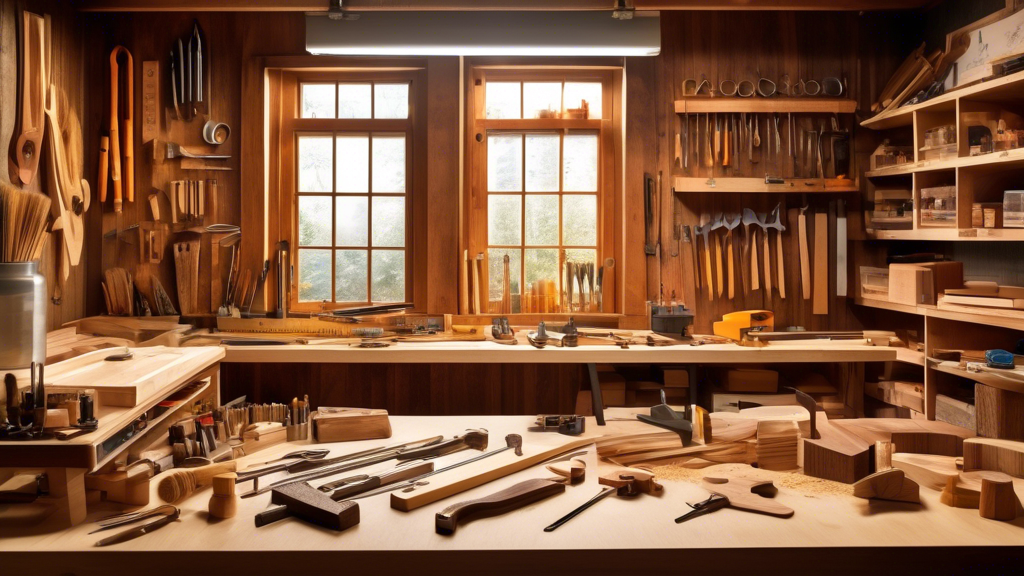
[{"left": 755, "top": 420, "right": 799, "bottom": 471}]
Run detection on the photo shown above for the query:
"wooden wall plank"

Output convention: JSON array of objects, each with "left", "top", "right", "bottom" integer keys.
[{"left": 426, "top": 56, "right": 460, "bottom": 314}]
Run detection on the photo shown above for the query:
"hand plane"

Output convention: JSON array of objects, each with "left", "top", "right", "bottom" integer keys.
[{"left": 712, "top": 310, "right": 774, "bottom": 342}]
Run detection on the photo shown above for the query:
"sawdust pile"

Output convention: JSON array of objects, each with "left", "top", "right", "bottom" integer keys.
[{"left": 652, "top": 462, "right": 853, "bottom": 497}]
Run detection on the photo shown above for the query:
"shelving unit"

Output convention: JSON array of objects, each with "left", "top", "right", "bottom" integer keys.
[
  {"left": 931, "top": 360, "right": 1024, "bottom": 395},
  {"left": 854, "top": 297, "right": 1024, "bottom": 331},
  {"left": 675, "top": 97, "right": 857, "bottom": 115},
  {"left": 862, "top": 69, "right": 1024, "bottom": 239}
]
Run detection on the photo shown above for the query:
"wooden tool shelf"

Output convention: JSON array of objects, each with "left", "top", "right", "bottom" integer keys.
[
  {"left": 865, "top": 228, "right": 1024, "bottom": 241},
  {"left": 675, "top": 98, "right": 857, "bottom": 115},
  {"left": 853, "top": 297, "right": 1024, "bottom": 332},
  {"left": 865, "top": 147, "right": 1024, "bottom": 178},
  {"left": 673, "top": 176, "right": 858, "bottom": 194},
  {"left": 930, "top": 360, "right": 1024, "bottom": 395}
]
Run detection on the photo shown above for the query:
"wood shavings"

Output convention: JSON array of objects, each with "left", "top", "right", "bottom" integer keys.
[{"left": 652, "top": 462, "right": 853, "bottom": 498}]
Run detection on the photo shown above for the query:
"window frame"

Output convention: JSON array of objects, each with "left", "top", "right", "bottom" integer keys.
[
  {"left": 465, "top": 66, "right": 622, "bottom": 316},
  {"left": 279, "top": 70, "right": 423, "bottom": 312}
]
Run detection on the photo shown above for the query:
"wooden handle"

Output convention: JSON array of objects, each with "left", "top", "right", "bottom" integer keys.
[
  {"left": 472, "top": 257, "right": 481, "bottom": 314},
  {"left": 741, "top": 227, "right": 750, "bottom": 295},
  {"left": 714, "top": 233, "right": 724, "bottom": 298},
  {"left": 98, "top": 135, "right": 109, "bottom": 203},
  {"left": 702, "top": 237, "right": 713, "bottom": 301},
  {"left": 799, "top": 214, "right": 810, "bottom": 299},
  {"left": 813, "top": 212, "right": 828, "bottom": 315},
  {"left": 157, "top": 460, "right": 236, "bottom": 503},
  {"left": 750, "top": 229, "right": 760, "bottom": 291},
  {"left": 762, "top": 227, "right": 771, "bottom": 294},
  {"left": 726, "top": 231, "right": 735, "bottom": 300},
  {"left": 435, "top": 478, "right": 565, "bottom": 535},
  {"left": 460, "top": 250, "right": 469, "bottom": 314},
  {"left": 690, "top": 234, "right": 701, "bottom": 291},
  {"left": 776, "top": 230, "right": 785, "bottom": 299}
]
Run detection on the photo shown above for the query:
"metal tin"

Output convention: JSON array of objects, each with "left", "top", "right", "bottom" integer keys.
[{"left": 0, "top": 261, "right": 47, "bottom": 370}]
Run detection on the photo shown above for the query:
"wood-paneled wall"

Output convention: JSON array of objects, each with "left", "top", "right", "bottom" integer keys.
[
  {"left": 1, "top": 0, "right": 88, "bottom": 330},
  {"left": 626, "top": 11, "right": 910, "bottom": 333}
]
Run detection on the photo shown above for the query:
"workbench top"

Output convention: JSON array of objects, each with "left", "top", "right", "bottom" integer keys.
[
  {"left": 218, "top": 336, "right": 898, "bottom": 364},
  {"left": 1, "top": 413, "right": 1019, "bottom": 575}
]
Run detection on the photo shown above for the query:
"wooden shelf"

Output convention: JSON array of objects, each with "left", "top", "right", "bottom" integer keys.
[
  {"left": 865, "top": 148, "right": 1024, "bottom": 178},
  {"left": 864, "top": 228, "right": 1024, "bottom": 241},
  {"left": 854, "top": 297, "right": 1024, "bottom": 331},
  {"left": 930, "top": 360, "right": 1024, "bottom": 395},
  {"left": 673, "top": 177, "right": 858, "bottom": 194},
  {"left": 861, "top": 69, "right": 1024, "bottom": 131},
  {"left": 674, "top": 98, "right": 857, "bottom": 115},
  {"left": 896, "top": 347, "right": 926, "bottom": 366},
  {"left": 475, "top": 118, "right": 603, "bottom": 130}
]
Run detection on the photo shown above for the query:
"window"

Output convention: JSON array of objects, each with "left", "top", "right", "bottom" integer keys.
[
  {"left": 468, "top": 70, "right": 617, "bottom": 315},
  {"left": 286, "top": 78, "right": 415, "bottom": 307}
]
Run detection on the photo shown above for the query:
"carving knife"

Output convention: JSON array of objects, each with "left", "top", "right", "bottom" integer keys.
[
  {"left": 254, "top": 461, "right": 434, "bottom": 527},
  {"left": 94, "top": 508, "right": 179, "bottom": 547}
]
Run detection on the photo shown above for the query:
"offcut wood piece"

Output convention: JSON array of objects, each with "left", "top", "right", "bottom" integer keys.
[
  {"left": 936, "top": 394, "right": 976, "bottom": 431},
  {"left": 702, "top": 475, "right": 794, "bottom": 518},
  {"left": 891, "top": 452, "right": 960, "bottom": 491},
  {"left": 755, "top": 420, "right": 799, "bottom": 471},
  {"left": 84, "top": 461, "right": 154, "bottom": 506},
  {"left": 888, "top": 264, "right": 933, "bottom": 306},
  {"left": 208, "top": 472, "right": 237, "bottom": 519},
  {"left": 830, "top": 418, "right": 973, "bottom": 458},
  {"left": 310, "top": 408, "right": 392, "bottom": 443},
  {"left": 939, "top": 470, "right": 1022, "bottom": 512},
  {"left": 963, "top": 438, "right": 1024, "bottom": 478},
  {"left": 980, "top": 474, "right": 1018, "bottom": 521},
  {"left": 853, "top": 468, "right": 920, "bottom": 503},
  {"left": 801, "top": 415, "right": 872, "bottom": 484},
  {"left": 798, "top": 206, "right": 810, "bottom": 299},
  {"left": 157, "top": 460, "right": 237, "bottom": 504},
  {"left": 173, "top": 240, "right": 200, "bottom": 315},
  {"left": 875, "top": 441, "right": 894, "bottom": 471},
  {"left": 975, "top": 384, "right": 1024, "bottom": 441},
  {"left": 864, "top": 380, "right": 924, "bottom": 414},
  {"left": 812, "top": 211, "right": 828, "bottom": 314},
  {"left": 720, "top": 368, "right": 778, "bottom": 393},
  {"left": 271, "top": 481, "right": 359, "bottom": 531},
  {"left": 12, "top": 11, "right": 47, "bottom": 187}
]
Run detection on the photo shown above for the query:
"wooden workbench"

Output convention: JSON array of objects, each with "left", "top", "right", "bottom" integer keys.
[
  {"left": 1, "top": 413, "right": 1020, "bottom": 576},
  {"left": 219, "top": 336, "right": 898, "bottom": 424}
]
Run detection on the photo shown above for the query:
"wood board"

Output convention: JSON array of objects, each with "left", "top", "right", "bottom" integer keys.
[{"left": 963, "top": 437, "right": 1024, "bottom": 479}]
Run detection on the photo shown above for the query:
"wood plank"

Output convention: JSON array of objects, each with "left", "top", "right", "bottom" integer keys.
[
  {"left": 813, "top": 211, "right": 828, "bottom": 315},
  {"left": 427, "top": 57, "right": 461, "bottom": 314},
  {"left": 976, "top": 384, "right": 1024, "bottom": 442},
  {"left": 963, "top": 438, "right": 1024, "bottom": 479},
  {"left": 675, "top": 98, "right": 857, "bottom": 114},
  {"left": 674, "top": 177, "right": 858, "bottom": 193}
]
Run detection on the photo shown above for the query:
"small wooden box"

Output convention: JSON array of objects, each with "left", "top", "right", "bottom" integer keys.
[
  {"left": 972, "top": 203, "right": 1003, "bottom": 228},
  {"left": 311, "top": 408, "right": 392, "bottom": 443},
  {"left": 889, "top": 261, "right": 962, "bottom": 306}
]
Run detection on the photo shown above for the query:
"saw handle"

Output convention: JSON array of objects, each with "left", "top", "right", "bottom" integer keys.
[{"left": 435, "top": 478, "right": 565, "bottom": 535}]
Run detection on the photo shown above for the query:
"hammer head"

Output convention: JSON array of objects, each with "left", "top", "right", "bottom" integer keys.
[
  {"left": 724, "top": 213, "right": 741, "bottom": 231},
  {"left": 505, "top": 433, "right": 523, "bottom": 456},
  {"left": 741, "top": 208, "right": 759, "bottom": 227}
]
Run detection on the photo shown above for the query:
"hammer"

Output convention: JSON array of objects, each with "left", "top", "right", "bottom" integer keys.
[{"left": 270, "top": 482, "right": 359, "bottom": 531}]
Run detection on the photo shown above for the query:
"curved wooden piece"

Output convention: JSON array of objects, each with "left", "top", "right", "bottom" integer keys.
[
  {"left": 12, "top": 12, "right": 46, "bottom": 187},
  {"left": 434, "top": 478, "right": 565, "bottom": 535},
  {"left": 703, "top": 476, "right": 794, "bottom": 517},
  {"left": 599, "top": 466, "right": 663, "bottom": 495},
  {"left": 852, "top": 468, "right": 920, "bottom": 503}
]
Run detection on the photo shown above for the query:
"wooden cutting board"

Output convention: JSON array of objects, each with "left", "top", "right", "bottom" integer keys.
[{"left": 23, "top": 346, "right": 222, "bottom": 407}]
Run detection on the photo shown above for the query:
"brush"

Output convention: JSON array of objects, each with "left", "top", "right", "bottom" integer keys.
[{"left": 1, "top": 182, "right": 52, "bottom": 263}]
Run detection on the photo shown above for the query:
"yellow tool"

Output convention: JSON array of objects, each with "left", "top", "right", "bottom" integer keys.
[{"left": 712, "top": 310, "right": 774, "bottom": 342}]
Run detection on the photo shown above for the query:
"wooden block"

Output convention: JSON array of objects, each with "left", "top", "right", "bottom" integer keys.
[
  {"left": 756, "top": 420, "right": 799, "bottom": 471},
  {"left": 875, "top": 441, "right": 893, "bottom": 471},
  {"left": 936, "top": 394, "right": 976, "bottom": 430},
  {"left": 813, "top": 211, "right": 828, "bottom": 315},
  {"left": 975, "top": 384, "right": 1024, "bottom": 441},
  {"left": 963, "top": 437, "right": 1024, "bottom": 478},
  {"left": 722, "top": 369, "right": 778, "bottom": 393},
  {"left": 852, "top": 468, "right": 920, "bottom": 503},
  {"left": 831, "top": 418, "right": 971, "bottom": 457},
  {"left": 801, "top": 418, "right": 872, "bottom": 484},
  {"left": 311, "top": 408, "right": 392, "bottom": 443},
  {"left": 44, "top": 467, "right": 88, "bottom": 528},
  {"left": 980, "top": 474, "right": 1018, "bottom": 521},
  {"left": 662, "top": 368, "right": 689, "bottom": 388},
  {"left": 575, "top": 390, "right": 593, "bottom": 416},
  {"left": 940, "top": 475, "right": 979, "bottom": 509},
  {"left": 892, "top": 452, "right": 960, "bottom": 491},
  {"left": 888, "top": 264, "right": 933, "bottom": 306},
  {"left": 918, "top": 261, "right": 963, "bottom": 295}
]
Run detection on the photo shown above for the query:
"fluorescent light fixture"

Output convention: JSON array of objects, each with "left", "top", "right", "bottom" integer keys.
[{"left": 306, "top": 11, "right": 660, "bottom": 56}]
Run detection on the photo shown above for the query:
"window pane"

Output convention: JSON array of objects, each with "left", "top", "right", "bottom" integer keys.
[
  {"left": 563, "top": 82, "right": 602, "bottom": 120},
  {"left": 485, "top": 82, "right": 521, "bottom": 119},
  {"left": 372, "top": 197, "right": 405, "bottom": 247},
  {"left": 565, "top": 248, "right": 596, "bottom": 267},
  {"left": 524, "top": 249, "right": 559, "bottom": 296},
  {"left": 338, "top": 84, "right": 371, "bottom": 119},
  {"left": 372, "top": 250, "right": 405, "bottom": 302},
  {"left": 336, "top": 135, "right": 369, "bottom": 193},
  {"left": 488, "top": 248, "right": 521, "bottom": 312},
  {"left": 298, "top": 136, "right": 333, "bottom": 192},
  {"left": 335, "top": 196, "right": 368, "bottom": 247},
  {"left": 298, "top": 196, "right": 332, "bottom": 247},
  {"left": 335, "top": 250, "right": 368, "bottom": 302},
  {"left": 563, "top": 133, "right": 598, "bottom": 192},
  {"left": 525, "top": 134, "right": 559, "bottom": 192},
  {"left": 372, "top": 135, "right": 406, "bottom": 193},
  {"left": 298, "top": 249, "right": 331, "bottom": 302},
  {"left": 488, "top": 195, "right": 522, "bottom": 246},
  {"left": 487, "top": 134, "right": 523, "bottom": 192},
  {"left": 301, "top": 84, "right": 335, "bottom": 119},
  {"left": 374, "top": 83, "right": 408, "bottom": 119},
  {"left": 523, "top": 82, "right": 562, "bottom": 119},
  {"left": 563, "top": 195, "right": 597, "bottom": 245},
  {"left": 525, "top": 195, "right": 558, "bottom": 245}
]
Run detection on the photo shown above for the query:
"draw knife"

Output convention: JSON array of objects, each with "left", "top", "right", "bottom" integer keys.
[{"left": 95, "top": 507, "right": 179, "bottom": 547}]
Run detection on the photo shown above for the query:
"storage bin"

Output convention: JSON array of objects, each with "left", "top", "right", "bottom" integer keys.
[
  {"left": 859, "top": 266, "right": 890, "bottom": 300},
  {"left": 1005, "top": 190, "right": 1024, "bottom": 228},
  {"left": 920, "top": 185, "right": 957, "bottom": 227}
]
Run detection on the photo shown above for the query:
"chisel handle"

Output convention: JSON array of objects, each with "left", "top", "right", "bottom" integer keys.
[
  {"left": 436, "top": 478, "right": 565, "bottom": 535},
  {"left": 776, "top": 229, "right": 786, "bottom": 299}
]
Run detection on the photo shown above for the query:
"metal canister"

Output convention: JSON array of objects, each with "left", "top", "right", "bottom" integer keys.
[{"left": 0, "top": 261, "right": 47, "bottom": 370}]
